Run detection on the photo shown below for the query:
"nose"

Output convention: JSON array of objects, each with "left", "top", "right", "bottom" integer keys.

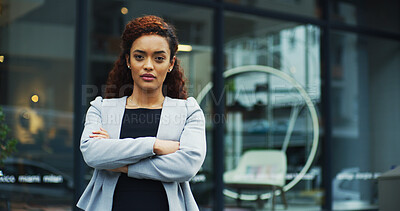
[{"left": 143, "top": 57, "right": 154, "bottom": 71}]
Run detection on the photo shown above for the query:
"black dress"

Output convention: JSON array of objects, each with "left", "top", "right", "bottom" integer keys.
[{"left": 112, "top": 108, "right": 169, "bottom": 211}]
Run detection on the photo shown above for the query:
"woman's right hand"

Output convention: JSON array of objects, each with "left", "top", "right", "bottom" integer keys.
[{"left": 153, "top": 139, "right": 180, "bottom": 155}]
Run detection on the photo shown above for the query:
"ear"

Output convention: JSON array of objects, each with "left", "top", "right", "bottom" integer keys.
[
  {"left": 169, "top": 56, "right": 176, "bottom": 70},
  {"left": 125, "top": 54, "right": 130, "bottom": 68}
]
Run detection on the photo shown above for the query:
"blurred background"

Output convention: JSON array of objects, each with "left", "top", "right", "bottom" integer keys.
[{"left": 0, "top": 0, "right": 399, "bottom": 210}]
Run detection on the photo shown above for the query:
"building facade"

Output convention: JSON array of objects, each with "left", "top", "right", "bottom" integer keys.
[{"left": 0, "top": 0, "right": 399, "bottom": 210}]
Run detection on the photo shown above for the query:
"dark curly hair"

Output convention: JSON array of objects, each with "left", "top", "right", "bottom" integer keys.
[{"left": 104, "top": 15, "right": 188, "bottom": 99}]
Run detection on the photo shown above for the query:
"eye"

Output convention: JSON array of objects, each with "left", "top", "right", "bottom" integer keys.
[
  {"left": 134, "top": 54, "right": 144, "bottom": 60},
  {"left": 155, "top": 56, "right": 165, "bottom": 62}
]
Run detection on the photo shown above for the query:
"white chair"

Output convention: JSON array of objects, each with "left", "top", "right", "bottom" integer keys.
[{"left": 224, "top": 150, "right": 288, "bottom": 210}]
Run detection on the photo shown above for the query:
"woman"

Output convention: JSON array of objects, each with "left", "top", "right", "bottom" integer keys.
[{"left": 77, "top": 15, "right": 206, "bottom": 211}]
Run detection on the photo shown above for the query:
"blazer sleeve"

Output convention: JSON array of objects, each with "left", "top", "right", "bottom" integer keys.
[
  {"left": 127, "top": 97, "right": 207, "bottom": 183},
  {"left": 80, "top": 96, "right": 156, "bottom": 170}
]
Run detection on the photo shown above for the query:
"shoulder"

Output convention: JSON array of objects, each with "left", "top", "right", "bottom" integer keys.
[
  {"left": 89, "top": 96, "right": 126, "bottom": 109},
  {"left": 166, "top": 96, "right": 200, "bottom": 109},
  {"left": 185, "top": 97, "right": 201, "bottom": 114},
  {"left": 166, "top": 96, "right": 203, "bottom": 118},
  {"left": 88, "top": 96, "right": 103, "bottom": 112},
  {"left": 90, "top": 96, "right": 103, "bottom": 107}
]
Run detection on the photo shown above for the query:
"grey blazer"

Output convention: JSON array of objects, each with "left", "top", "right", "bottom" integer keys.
[{"left": 76, "top": 96, "right": 206, "bottom": 211}]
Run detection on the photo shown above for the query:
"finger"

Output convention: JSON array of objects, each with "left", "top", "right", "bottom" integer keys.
[
  {"left": 92, "top": 131, "right": 108, "bottom": 136},
  {"left": 99, "top": 130, "right": 109, "bottom": 136},
  {"left": 107, "top": 167, "right": 123, "bottom": 172},
  {"left": 89, "top": 134, "right": 108, "bottom": 139},
  {"left": 100, "top": 127, "right": 107, "bottom": 132},
  {"left": 97, "top": 131, "right": 109, "bottom": 138}
]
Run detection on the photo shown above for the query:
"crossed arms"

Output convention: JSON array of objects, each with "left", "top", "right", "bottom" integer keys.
[{"left": 80, "top": 97, "right": 206, "bottom": 183}]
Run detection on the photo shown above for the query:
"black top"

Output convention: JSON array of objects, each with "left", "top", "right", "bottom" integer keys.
[
  {"left": 112, "top": 108, "right": 169, "bottom": 211},
  {"left": 120, "top": 108, "right": 162, "bottom": 139}
]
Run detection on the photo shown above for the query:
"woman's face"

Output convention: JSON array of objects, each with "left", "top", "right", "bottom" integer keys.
[{"left": 126, "top": 35, "right": 175, "bottom": 93}]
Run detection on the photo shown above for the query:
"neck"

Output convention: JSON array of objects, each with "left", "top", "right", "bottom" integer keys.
[{"left": 129, "top": 87, "right": 164, "bottom": 107}]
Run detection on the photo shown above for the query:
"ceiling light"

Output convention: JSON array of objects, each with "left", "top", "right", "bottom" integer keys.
[
  {"left": 31, "top": 94, "right": 39, "bottom": 103},
  {"left": 121, "top": 7, "right": 128, "bottom": 15},
  {"left": 178, "top": 44, "right": 192, "bottom": 52}
]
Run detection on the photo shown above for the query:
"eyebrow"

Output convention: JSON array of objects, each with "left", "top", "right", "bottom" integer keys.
[{"left": 133, "top": 49, "right": 167, "bottom": 54}]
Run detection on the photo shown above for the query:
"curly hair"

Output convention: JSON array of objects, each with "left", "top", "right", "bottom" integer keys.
[{"left": 104, "top": 15, "right": 188, "bottom": 99}]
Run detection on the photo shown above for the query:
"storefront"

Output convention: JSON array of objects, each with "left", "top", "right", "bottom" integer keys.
[{"left": 0, "top": 0, "right": 399, "bottom": 210}]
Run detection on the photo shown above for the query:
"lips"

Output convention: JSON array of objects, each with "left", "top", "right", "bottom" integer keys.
[
  {"left": 140, "top": 73, "right": 155, "bottom": 78},
  {"left": 140, "top": 73, "right": 155, "bottom": 81}
]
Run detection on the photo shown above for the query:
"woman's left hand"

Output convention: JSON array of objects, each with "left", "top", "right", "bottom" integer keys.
[
  {"left": 89, "top": 127, "right": 110, "bottom": 139},
  {"left": 107, "top": 166, "right": 128, "bottom": 173}
]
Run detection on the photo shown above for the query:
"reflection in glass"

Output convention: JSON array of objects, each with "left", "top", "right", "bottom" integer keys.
[
  {"left": 330, "top": 32, "right": 400, "bottom": 210},
  {"left": 222, "top": 12, "right": 321, "bottom": 210},
  {"left": 330, "top": 0, "right": 400, "bottom": 33},
  {"left": 0, "top": 0, "right": 76, "bottom": 209},
  {"left": 224, "top": 0, "right": 322, "bottom": 18}
]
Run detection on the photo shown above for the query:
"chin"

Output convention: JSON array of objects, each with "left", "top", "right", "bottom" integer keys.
[{"left": 138, "top": 85, "right": 160, "bottom": 92}]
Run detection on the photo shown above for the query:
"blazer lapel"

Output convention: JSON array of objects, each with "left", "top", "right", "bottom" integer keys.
[
  {"left": 101, "top": 96, "right": 127, "bottom": 139},
  {"left": 157, "top": 96, "right": 187, "bottom": 141}
]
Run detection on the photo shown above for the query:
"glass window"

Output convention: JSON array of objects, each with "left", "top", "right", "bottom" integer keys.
[
  {"left": 88, "top": 0, "right": 214, "bottom": 208},
  {"left": 0, "top": 0, "right": 76, "bottom": 210},
  {"left": 330, "top": 31, "right": 400, "bottom": 210},
  {"left": 330, "top": 0, "right": 400, "bottom": 33},
  {"left": 222, "top": 12, "right": 322, "bottom": 210},
  {"left": 224, "top": 0, "right": 322, "bottom": 18}
]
